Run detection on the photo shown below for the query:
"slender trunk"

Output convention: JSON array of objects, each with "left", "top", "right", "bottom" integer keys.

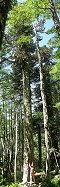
[
  {"left": 1, "top": 138, "right": 4, "bottom": 178},
  {"left": 10, "top": 103, "right": 14, "bottom": 175},
  {"left": 18, "top": 105, "right": 23, "bottom": 172},
  {"left": 3, "top": 99, "right": 5, "bottom": 142},
  {"left": 18, "top": 109, "right": 21, "bottom": 171},
  {"left": 20, "top": 106, "right": 24, "bottom": 169},
  {"left": 8, "top": 107, "right": 11, "bottom": 173},
  {"left": 0, "top": 110, "right": 3, "bottom": 176},
  {"left": 22, "top": 118, "right": 24, "bottom": 168},
  {"left": 40, "top": 63, "right": 49, "bottom": 176},
  {"left": 14, "top": 112, "right": 18, "bottom": 182},
  {"left": 5, "top": 109, "right": 7, "bottom": 140},
  {"left": 33, "top": 23, "right": 50, "bottom": 176},
  {"left": 3, "top": 98, "right": 5, "bottom": 178},
  {"left": 49, "top": 0, "right": 60, "bottom": 38},
  {"left": 9, "top": 108, "right": 10, "bottom": 142},
  {"left": 43, "top": 68, "right": 58, "bottom": 149},
  {"left": 11, "top": 103, "right": 13, "bottom": 142},
  {"left": 38, "top": 124, "right": 42, "bottom": 168},
  {"left": 23, "top": 66, "right": 33, "bottom": 183},
  {"left": 11, "top": 103, "right": 14, "bottom": 161}
]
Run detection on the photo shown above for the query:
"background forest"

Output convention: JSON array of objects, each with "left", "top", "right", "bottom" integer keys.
[{"left": 0, "top": 0, "right": 60, "bottom": 187}]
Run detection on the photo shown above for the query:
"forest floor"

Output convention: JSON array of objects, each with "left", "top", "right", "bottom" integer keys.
[{"left": 0, "top": 172, "right": 60, "bottom": 187}]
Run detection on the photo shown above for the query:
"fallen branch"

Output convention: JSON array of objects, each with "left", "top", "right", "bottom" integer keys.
[{"left": 34, "top": 171, "right": 45, "bottom": 177}]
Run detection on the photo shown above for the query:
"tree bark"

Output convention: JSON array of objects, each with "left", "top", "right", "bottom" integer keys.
[
  {"left": 42, "top": 63, "right": 58, "bottom": 150},
  {"left": 38, "top": 124, "right": 42, "bottom": 168},
  {"left": 49, "top": 0, "right": 60, "bottom": 38},
  {"left": 33, "top": 23, "right": 50, "bottom": 176},
  {"left": 33, "top": 24, "right": 49, "bottom": 177},
  {"left": 2, "top": 97, "right": 5, "bottom": 180},
  {"left": 14, "top": 112, "right": 18, "bottom": 182},
  {"left": 23, "top": 65, "right": 33, "bottom": 184},
  {"left": 39, "top": 62, "right": 49, "bottom": 176},
  {"left": 0, "top": 0, "right": 11, "bottom": 49}
]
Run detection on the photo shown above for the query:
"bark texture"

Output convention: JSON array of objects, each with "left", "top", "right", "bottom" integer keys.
[
  {"left": 23, "top": 64, "right": 33, "bottom": 183},
  {"left": 14, "top": 112, "right": 18, "bottom": 182},
  {"left": 0, "top": 0, "right": 11, "bottom": 48},
  {"left": 39, "top": 60, "right": 50, "bottom": 176},
  {"left": 33, "top": 23, "right": 50, "bottom": 176},
  {"left": 38, "top": 124, "right": 41, "bottom": 168},
  {"left": 49, "top": 0, "right": 60, "bottom": 38}
]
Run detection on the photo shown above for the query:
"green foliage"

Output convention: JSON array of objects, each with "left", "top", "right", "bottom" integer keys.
[
  {"left": 0, "top": 0, "right": 60, "bottom": 185},
  {"left": 55, "top": 102, "right": 60, "bottom": 108},
  {"left": 26, "top": 0, "right": 49, "bottom": 16},
  {"left": 24, "top": 0, "right": 60, "bottom": 19},
  {"left": 9, "top": 183, "right": 22, "bottom": 187},
  {"left": 0, "top": 183, "right": 24, "bottom": 187},
  {"left": 8, "top": 2, "right": 34, "bottom": 39},
  {"left": 17, "top": 35, "right": 30, "bottom": 44},
  {"left": 51, "top": 65, "right": 58, "bottom": 74},
  {"left": 50, "top": 60, "right": 60, "bottom": 81},
  {"left": 51, "top": 175, "right": 60, "bottom": 187},
  {"left": 0, "top": 176, "right": 3, "bottom": 185},
  {"left": 41, "top": 176, "right": 52, "bottom": 187},
  {"left": 41, "top": 175, "right": 60, "bottom": 187}
]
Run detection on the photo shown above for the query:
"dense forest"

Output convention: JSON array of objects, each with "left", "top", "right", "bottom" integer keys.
[{"left": 0, "top": 0, "right": 60, "bottom": 187}]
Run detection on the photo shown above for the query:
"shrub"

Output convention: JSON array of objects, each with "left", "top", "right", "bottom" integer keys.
[
  {"left": 9, "top": 183, "right": 23, "bottom": 187},
  {"left": 0, "top": 182, "right": 23, "bottom": 187},
  {"left": 0, "top": 176, "right": 3, "bottom": 185},
  {"left": 51, "top": 174, "right": 60, "bottom": 187},
  {"left": 41, "top": 174, "right": 60, "bottom": 187},
  {"left": 41, "top": 176, "right": 52, "bottom": 187}
]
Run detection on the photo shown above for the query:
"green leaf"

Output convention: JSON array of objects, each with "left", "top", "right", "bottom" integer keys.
[{"left": 17, "top": 35, "right": 30, "bottom": 43}]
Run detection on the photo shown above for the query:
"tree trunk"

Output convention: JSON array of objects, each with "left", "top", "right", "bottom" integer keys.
[
  {"left": 14, "top": 112, "right": 18, "bottom": 182},
  {"left": 5, "top": 109, "right": 7, "bottom": 141},
  {"left": 3, "top": 98, "right": 5, "bottom": 179},
  {"left": 23, "top": 65, "right": 33, "bottom": 184},
  {"left": 0, "top": 0, "right": 11, "bottom": 48},
  {"left": 21, "top": 108, "right": 24, "bottom": 169},
  {"left": 10, "top": 103, "right": 14, "bottom": 174},
  {"left": 42, "top": 66, "right": 58, "bottom": 150},
  {"left": 40, "top": 63, "right": 49, "bottom": 176},
  {"left": 9, "top": 108, "right": 11, "bottom": 143},
  {"left": 49, "top": 0, "right": 60, "bottom": 38},
  {"left": 33, "top": 23, "right": 50, "bottom": 176},
  {"left": 38, "top": 124, "right": 42, "bottom": 168}
]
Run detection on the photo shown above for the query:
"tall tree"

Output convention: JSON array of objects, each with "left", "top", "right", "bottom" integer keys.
[
  {"left": 6, "top": 3, "right": 35, "bottom": 183},
  {"left": 14, "top": 112, "right": 18, "bottom": 182},
  {"left": 23, "top": 58, "right": 33, "bottom": 183},
  {"left": 33, "top": 22, "right": 50, "bottom": 176}
]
